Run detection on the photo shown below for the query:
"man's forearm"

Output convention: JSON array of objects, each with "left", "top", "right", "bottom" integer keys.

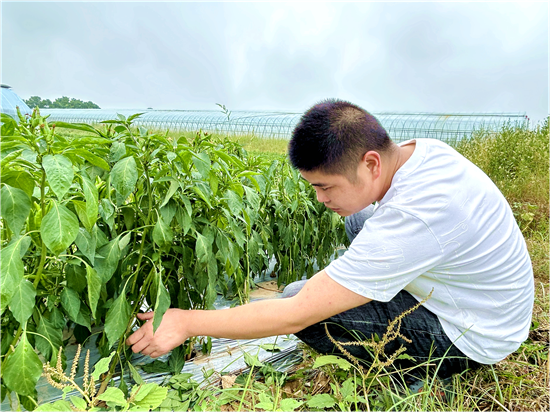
[{"left": 186, "top": 296, "right": 305, "bottom": 340}]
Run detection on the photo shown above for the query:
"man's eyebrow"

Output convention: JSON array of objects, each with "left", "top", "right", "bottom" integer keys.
[{"left": 299, "top": 177, "right": 328, "bottom": 187}]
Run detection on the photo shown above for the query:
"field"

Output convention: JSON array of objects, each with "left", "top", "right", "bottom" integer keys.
[{"left": 1, "top": 109, "right": 548, "bottom": 411}]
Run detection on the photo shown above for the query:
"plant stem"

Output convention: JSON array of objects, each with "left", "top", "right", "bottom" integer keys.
[
  {"left": 33, "top": 168, "right": 48, "bottom": 288},
  {"left": 131, "top": 166, "right": 154, "bottom": 295}
]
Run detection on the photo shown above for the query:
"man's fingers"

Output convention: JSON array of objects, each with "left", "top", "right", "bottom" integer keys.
[{"left": 137, "top": 311, "right": 155, "bottom": 320}]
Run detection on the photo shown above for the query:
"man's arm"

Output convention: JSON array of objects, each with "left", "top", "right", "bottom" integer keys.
[{"left": 126, "top": 270, "right": 371, "bottom": 358}]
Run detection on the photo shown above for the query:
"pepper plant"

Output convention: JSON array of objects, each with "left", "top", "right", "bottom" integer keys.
[{"left": 0, "top": 107, "right": 346, "bottom": 409}]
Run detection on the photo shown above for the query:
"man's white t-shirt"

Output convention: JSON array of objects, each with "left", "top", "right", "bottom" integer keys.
[{"left": 325, "top": 138, "right": 534, "bottom": 364}]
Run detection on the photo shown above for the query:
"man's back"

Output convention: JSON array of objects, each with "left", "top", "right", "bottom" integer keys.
[{"left": 325, "top": 138, "right": 534, "bottom": 364}]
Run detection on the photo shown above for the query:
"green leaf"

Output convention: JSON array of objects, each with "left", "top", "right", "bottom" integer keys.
[
  {"left": 35, "top": 400, "right": 73, "bottom": 411},
  {"left": 312, "top": 355, "right": 352, "bottom": 371},
  {"left": 74, "top": 227, "right": 96, "bottom": 265},
  {"left": 35, "top": 315, "right": 63, "bottom": 361},
  {"left": 132, "top": 384, "right": 168, "bottom": 410},
  {"left": 74, "top": 304, "right": 92, "bottom": 331},
  {"left": 105, "top": 289, "right": 131, "bottom": 349},
  {"left": 191, "top": 152, "right": 211, "bottom": 179},
  {"left": 67, "top": 148, "right": 110, "bottom": 170},
  {"left": 81, "top": 173, "right": 99, "bottom": 230},
  {"left": 66, "top": 263, "right": 87, "bottom": 293},
  {"left": 94, "top": 236, "right": 120, "bottom": 282},
  {"left": 195, "top": 232, "right": 211, "bottom": 264},
  {"left": 153, "top": 279, "right": 170, "bottom": 334},
  {"left": 97, "top": 387, "right": 127, "bottom": 407},
  {"left": 60, "top": 287, "right": 81, "bottom": 320},
  {"left": 70, "top": 396, "right": 88, "bottom": 411},
  {"left": 42, "top": 154, "right": 74, "bottom": 200},
  {"left": 1, "top": 185, "right": 31, "bottom": 234},
  {"left": 91, "top": 351, "right": 115, "bottom": 381},
  {"left": 168, "top": 345, "right": 187, "bottom": 374},
  {"left": 40, "top": 201, "right": 79, "bottom": 256},
  {"left": 111, "top": 156, "right": 138, "bottom": 201},
  {"left": 53, "top": 121, "right": 104, "bottom": 136},
  {"left": 255, "top": 393, "right": 274, "bottom": 411},
  {"left": 153, "top": 216, "right": 173, "bottom": 248},
  {"left": 110, "top": 141, "right": 126, "bottom": 162},
  {"left": 0, "top": 239, "right": 25, "bottom": 311},
  {"left": 306, "top": 394, "right": 337, "bottom": 409},
  {"left": 243, "top": 352, "right": 264, "bottom": 368},
  {"left": 1, "top": 170, "right": 35, "bottom": 198},
  {"left": 73, "top": 200, "right": 94, "bottom": 236},
  {"left": 128, "top": 362, "right": 144, "bottom": 385},
  {"left": 243, "top": 185, "right": 260, "bottom": 210},
  {"left": 160, "top": 179, "right": 180, "bottom": 208},
  {"left": 86, "top": 265, "right": 102, "bottom": 318},
  {"left": 259, "top": 344, "right": 283, "bottom": 352},
  {"left": 10, "top": 279, "right": 36, "bottom": 325},
  {"left": 3, "top": 332, "right": 43, "bottom": 396},
  {"left": 225, "top": 189, "right": 243, "bottom": 215},
  {"left": 279, "top": 398, "right": 304, "bottom": 411}
]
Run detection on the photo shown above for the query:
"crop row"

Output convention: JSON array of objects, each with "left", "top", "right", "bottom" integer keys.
[{"left": 0, "top": 108, "right": 347, "bottom": 408}]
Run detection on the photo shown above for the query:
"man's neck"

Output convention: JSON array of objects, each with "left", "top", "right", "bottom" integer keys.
[{"left": 379, "top": 141, "right": 416, "bottom": 199}]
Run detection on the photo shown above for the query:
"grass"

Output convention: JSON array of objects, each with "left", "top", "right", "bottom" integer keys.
[{"left": 55, "top": 119, "right": 549, "bottom": 411}]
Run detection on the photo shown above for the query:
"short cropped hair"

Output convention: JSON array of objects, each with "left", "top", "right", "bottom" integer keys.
[{"left": 288, "top": 99, "right": 392, "bottom": 178}]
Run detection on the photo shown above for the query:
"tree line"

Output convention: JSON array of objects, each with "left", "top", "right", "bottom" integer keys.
[{"left": 24, "top": 96, "right": 100, "bottom": 109}]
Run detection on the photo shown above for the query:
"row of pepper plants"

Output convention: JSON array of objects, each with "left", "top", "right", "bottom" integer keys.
[{"left": 0, "top": 108, "right": 347, "bottom": 409}]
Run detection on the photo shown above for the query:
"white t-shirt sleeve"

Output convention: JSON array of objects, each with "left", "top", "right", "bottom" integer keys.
[{"left": 325, "top": 206, "right": 443, "bottom": 302}]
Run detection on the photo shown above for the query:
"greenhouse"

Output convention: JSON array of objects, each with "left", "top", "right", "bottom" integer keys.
[
  {"left": 0, "top": 84, "right": 31, "bottom": 120},
  {"left": 40, "top": 108, "right": 529, "bottom": 145}
]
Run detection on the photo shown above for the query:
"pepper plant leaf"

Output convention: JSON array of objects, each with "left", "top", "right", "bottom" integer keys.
[
  {"left": 3, "top": 332, "right": 43, "bottom": 396},
  {"left": 86, "top": 265, "right": 102, "bottom": 318},
  {"left": 153, "top": 272, "right": 171, "bottom": 334},
  {"left": 153, "top": 216, "right": 173, "bottom": 248},
  {"left": 1, "top": 185, "right": 31, "bottom": 234},
  {"left": 35, "top": 314, "right": 63, "bottom": 361},
  {"left": 111, "top": 156, "right": 138, "bottom": 201},
  {"left": 0, "top": 239, "right": 25, "bottom": 311},
  {"left": 80, "top": 173, "right": 99, "bottom": 229},
  {"left": 1, "top": 170, "right": 35, "bottom": 198},
  {"left": 74, "top": 227, "right": 96, "bottom": 265},
  {"left": 60, "top": 287, "right": 81, "bottom": 321},
  {"left": 94, "top": 236, "right": 121, "bottom": 283},
  {"left": 40, "top": 201, "right": 79, "bottom": 256},
  {"left": 10, "top": 279, "right": 36, "bottom": 325},
  {"left": 42, "top": 154, "right": 74, "bottom": 200},
  {"left": 105, "top": 288, "right": 131, "bottom": 349}
]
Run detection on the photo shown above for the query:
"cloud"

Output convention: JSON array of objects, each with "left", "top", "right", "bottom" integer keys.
[{"left": 2, "top": 1, "right": 547, "bottom": 123}]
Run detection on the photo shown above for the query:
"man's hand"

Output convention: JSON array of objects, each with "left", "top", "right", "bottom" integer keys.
[{"left": 126, "top": 308, "right": 189, "bottom": 358}]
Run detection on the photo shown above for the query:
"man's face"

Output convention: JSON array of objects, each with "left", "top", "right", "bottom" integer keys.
[{"left": 300, "top": 167, "right": 379, "bottom": 217}]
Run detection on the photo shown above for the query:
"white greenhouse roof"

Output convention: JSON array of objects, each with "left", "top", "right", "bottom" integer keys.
[
  {"left": 40, "top": 108, "right": 529, "bottom": 145},
  {"left": 0, "top": 85, "right": 32, "bottom": 120}
]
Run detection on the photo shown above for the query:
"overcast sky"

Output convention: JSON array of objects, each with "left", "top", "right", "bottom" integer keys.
[{"left": 2, "top": 1, "right": 548, "bottom": 125}]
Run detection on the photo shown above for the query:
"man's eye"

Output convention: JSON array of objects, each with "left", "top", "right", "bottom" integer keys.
[{"left": 322, "top": 187, "right": 329, "bottom": 191}]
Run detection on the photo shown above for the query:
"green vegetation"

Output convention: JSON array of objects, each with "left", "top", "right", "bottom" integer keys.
[
  {"left": 0, "top": 109, "right": 345, "bottom": 410},
  {"left": 1, "top": 111, "right": 547, "bottom": 411},
  {"left": 24, "top": 96, "right": 101, "bottom": 109}
]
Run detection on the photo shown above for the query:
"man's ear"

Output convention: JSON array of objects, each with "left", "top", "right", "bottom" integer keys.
[{"left": 361, "top": 151, "right": 382, "bottom": 179}]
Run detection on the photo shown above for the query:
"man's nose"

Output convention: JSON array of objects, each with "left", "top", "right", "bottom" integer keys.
[{"left": 315, "top": 188, "right": 329, "bottom": 204}]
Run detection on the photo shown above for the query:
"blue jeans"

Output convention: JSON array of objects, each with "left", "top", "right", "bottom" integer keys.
[{"left": 283, "top": 205, "right": 481, "bottom": 380}]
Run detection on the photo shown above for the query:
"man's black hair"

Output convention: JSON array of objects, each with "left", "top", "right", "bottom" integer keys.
[{"left": 288, "top": 99, "right": 392, "bottom": 177}]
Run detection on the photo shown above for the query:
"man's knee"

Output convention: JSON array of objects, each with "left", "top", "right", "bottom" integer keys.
[
  {"left": 281, "top": 279, "right": 308, "bottom": 298},
  {"left": 345, "top": 204, "right": 376, "bottom": 243}
]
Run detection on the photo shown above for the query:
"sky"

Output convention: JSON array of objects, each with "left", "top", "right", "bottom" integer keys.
[{"left": 1, "top": 0, "right": 548, "bottom": 125}]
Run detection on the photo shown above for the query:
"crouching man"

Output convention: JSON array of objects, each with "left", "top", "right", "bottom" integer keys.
[{"left": 127, "top": 99, "right": 534, "bottom": 381}]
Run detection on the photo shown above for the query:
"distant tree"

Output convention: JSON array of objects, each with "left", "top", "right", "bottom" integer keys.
[{"left": 24, "top": 96, "right": 100, "bottom": 109}]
